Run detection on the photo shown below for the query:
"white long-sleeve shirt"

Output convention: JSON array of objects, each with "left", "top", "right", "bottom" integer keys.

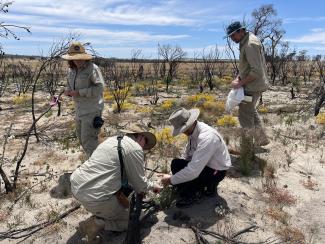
[{"left": 170, "top": 121, "right": 231, "bottom": 185}]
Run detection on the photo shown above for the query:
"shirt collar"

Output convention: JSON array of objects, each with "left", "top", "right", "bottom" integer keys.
[{"left": 240, "top": 32, "right": 249, "bottom": 48}]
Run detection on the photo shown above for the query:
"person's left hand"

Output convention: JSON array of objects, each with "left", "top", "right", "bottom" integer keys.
[
  {"left": 231, "top": 79, "right": 243, "bottom": 89},
  {"left": 160, "top": 174, "right": 172, "bottom": 186}
]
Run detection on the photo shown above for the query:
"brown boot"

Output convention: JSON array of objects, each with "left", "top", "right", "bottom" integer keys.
[{"left": 79, "top": 216, "right": 105, "bottom": 244}]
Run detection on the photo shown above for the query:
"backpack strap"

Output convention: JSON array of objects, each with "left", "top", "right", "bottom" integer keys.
[{"left": 117, "top": 134, "right": 128, "bottom": 187}]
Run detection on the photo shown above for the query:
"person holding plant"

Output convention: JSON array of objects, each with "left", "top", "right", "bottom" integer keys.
[
  {"left": 70, "top": 124, "right": 161, "bottom": 243},
  {"left": 161, "top": 108, "right": 231, "bottom": 208},
  {"left": 62, "top": 42, "right": 104, "bottom": 158}
]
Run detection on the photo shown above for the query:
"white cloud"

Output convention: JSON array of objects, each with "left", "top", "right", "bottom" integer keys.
[
  {"left": 284, "top": 16, "right": 325, "bottom": 24},
  {"left": 287, "top": 32, "right": 325, "bottom": 44},
  {"left": 10, "top": 0, "right": 196, "bottom": 26}
]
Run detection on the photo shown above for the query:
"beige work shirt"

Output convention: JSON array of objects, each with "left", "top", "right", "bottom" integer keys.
[
  {"left": 70, "top": 136, "right": 153, "bottom": 203},
  {"left": 239, "top": 32, "right": 268, "bottom": 92},
  {"left": 66, "top": 62, "right": 104, "bottom": 118},
  {"left": 171, "top": 122, "right": 232, "bottom": 185}
]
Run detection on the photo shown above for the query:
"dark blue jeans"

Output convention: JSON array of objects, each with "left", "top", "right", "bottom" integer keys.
[{"left": 171, "top": 158, "right": 227, "bottom": 199}]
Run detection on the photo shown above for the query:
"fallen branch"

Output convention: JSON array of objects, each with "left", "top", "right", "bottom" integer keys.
[
  {"left": 0, "top": 203, "right": 81, "bottom": 241},
  {"left": 189, "top": 225, "right": 280, "bottom": 244},
  {"left": 231, "top": 225, "right": 258, "bottom": 239},
  {"left": 190, "top": 226, "right": 209, "bottom": 244}
]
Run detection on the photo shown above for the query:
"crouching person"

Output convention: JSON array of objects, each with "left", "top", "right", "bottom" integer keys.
[
  {"left": 161, "top": 108, "right": 232, "bottom": 208},
  {"left": 70, "top": 124, "right": 161, "bottom": 243}
]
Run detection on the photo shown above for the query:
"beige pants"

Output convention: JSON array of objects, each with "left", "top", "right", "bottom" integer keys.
[
  {"left": 81, "top": 196, "right": 129, "bottom": 232},
  {"left": 238, "top": 92, "right": 268, "bottom": 145},
  {"left": 75, "top": 112, "right": 100, "bottom": 158}
]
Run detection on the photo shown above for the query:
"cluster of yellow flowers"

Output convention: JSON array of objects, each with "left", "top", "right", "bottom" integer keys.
[
  {"left": 155, "top": 127, "right": 175, "bottom": 145},
  {"left": 216, "top": 115, "right": 238, "bottom": 127},
  {"left": 316, "top": 112, "right": 325, "bottom": 125},
  {"left": 12, "top": 94, "right": 31, "bottom": 105},
  {"left": 103, "top": 89, "right": 114, "bottom": 102},
  {"left": 202, "top": 100, "right": 225, "bottom": 113},
  {"left": 159, "top": 99, "right": 176, "bottom": 111},
  {"left": 258, "top": 105, "right": 269, "bottom": 114},
  {"left": 112, "top": 101, "right": 135, "bottom": 112},
  {"left": 111, "top": 88, "right": 129, "bottom": 99},
  {"left": 187, "top": 93, "right": 215, "bottom": 105}
]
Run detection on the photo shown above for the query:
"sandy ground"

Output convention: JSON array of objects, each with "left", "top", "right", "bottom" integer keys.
[{"left": 0, "top": 86, "right": 324, "bottom": 244}]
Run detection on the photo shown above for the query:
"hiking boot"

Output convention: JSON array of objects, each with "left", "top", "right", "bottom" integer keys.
[
  {"left": 176, "top": 197, "right": 194, "bottom": 208},
  {"left": 79, "top": 216, "right": 104, "bottom": 244}
]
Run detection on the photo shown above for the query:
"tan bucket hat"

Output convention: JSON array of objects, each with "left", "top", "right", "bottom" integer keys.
[
  {"left": 169, "top": 107, "right": 200, "bottom": 136},
  {"left": 61, "top": 42, "right": 93, "bottom": 60},
  {"left": 120, "top": 123, "right": 157, "bottom": 150}
]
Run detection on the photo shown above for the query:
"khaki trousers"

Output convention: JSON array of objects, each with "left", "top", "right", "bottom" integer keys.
[
  {"left": 81, "top": 196, "right": 129, "bottom": 232},
  {"left": 238, "top": 92, "right": 268, "bottom": 145},
  {"left": 75, "top": 112, "right": 100, "bottom": 158}
]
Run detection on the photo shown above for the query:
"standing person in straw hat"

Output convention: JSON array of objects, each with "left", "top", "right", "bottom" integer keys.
[
  {"left": 225, "top": 21, "right": 269, "bottom": 150},
  {"left": 70, "top": 123, "right": 161, "bottom": 243},
  {"left": 161, "top": 108, "right": 231, "bottom": 208},
  {"left": 62, "top": 42, "right": 105, "bottom": 158}
]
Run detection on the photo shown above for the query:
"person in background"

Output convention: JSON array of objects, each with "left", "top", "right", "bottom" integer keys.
[
  {"left": 161, "top": 108, "right": 231, "bottom": 208},
  {"left": 226, "top": 21, "right": 269, "bottom": 149},
  {"left": 62, "top": 42, "right": 104, "bottom": 158}
]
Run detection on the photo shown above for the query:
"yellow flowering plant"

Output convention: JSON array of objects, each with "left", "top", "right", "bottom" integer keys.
[{"left": 216, "top": 115, "right": 238, "bottom": 127}]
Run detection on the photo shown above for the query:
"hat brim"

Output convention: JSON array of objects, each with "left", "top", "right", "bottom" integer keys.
[
  {"left": 224, "top": 26, "right": 246, "bottom": 39},
  {"left": 172, "top": 108, "right": 200, "bottom": 136},
  {"left": 61, "top": 53, "right": 93, "bottom": 60},
  {"left": 120, "top": 130, "right": 157, "bottom": 150}
]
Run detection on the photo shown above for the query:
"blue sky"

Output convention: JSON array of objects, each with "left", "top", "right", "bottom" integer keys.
[{"left": 1, "top": 0, "right": 325, "bottom": 58}]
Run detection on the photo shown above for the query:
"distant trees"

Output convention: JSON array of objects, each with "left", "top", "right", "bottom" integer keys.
[
  {"left": 202, "top": 46, "right": 220, "bottom": 91},
  {"left": 250, "top": 4, "right": 285, "bottom": 84},
  {"left": 158, "top": 44, "right": 186, "bottom": 92}
]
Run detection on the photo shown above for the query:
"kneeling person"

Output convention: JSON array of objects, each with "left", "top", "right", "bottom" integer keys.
[
  {"left": 161, "top": 108, "right": 231, "bottom": 208},
  {"left": 70, "top": 124, "right": 160, "bottom": 242}
]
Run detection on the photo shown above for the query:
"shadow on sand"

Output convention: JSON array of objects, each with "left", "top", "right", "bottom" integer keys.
[{"left": 163, "top": 194, "right": 229, "bottom": 229}]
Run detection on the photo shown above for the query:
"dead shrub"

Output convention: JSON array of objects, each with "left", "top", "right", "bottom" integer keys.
[
  {"left": 264, "top": 185, "right": 297, "bottom": 207},
  {"left": 266, "top": 207, "right": 290, "bottom": 224},
  {"left": 275, "top": 226, "right": 305, "bottom": 243}
]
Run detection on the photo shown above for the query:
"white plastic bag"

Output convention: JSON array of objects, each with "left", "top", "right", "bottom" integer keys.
[{"left": 225, "top": 87, "right": 244, "bottom": 113}]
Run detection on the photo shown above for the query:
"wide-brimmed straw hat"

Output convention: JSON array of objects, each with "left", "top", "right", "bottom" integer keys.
[
  {"left": 168, "top": 108, "right": 200, "bottom": 136},
  {"left": 225, "top": 21, "right": 246, "bottom": 37},
  {"left": 61, "top": 42, "right": 93, "bottom": 60},
  {"left": 120, "top": 123, "right": 156, "bottom": 150}
]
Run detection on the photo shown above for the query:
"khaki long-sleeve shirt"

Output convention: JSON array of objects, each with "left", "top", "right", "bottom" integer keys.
[
  {"left": 170, "top": 122, "right": 231, "bottom": 185},
  {"left": 66, "top": 62, "right": 104, "bottom": 118},
  {"left": 70, "top": 136, "right": 153, "bottom": 203},
  {"left": 239, "top": 32, "right": 268, "bottom": 92}
]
